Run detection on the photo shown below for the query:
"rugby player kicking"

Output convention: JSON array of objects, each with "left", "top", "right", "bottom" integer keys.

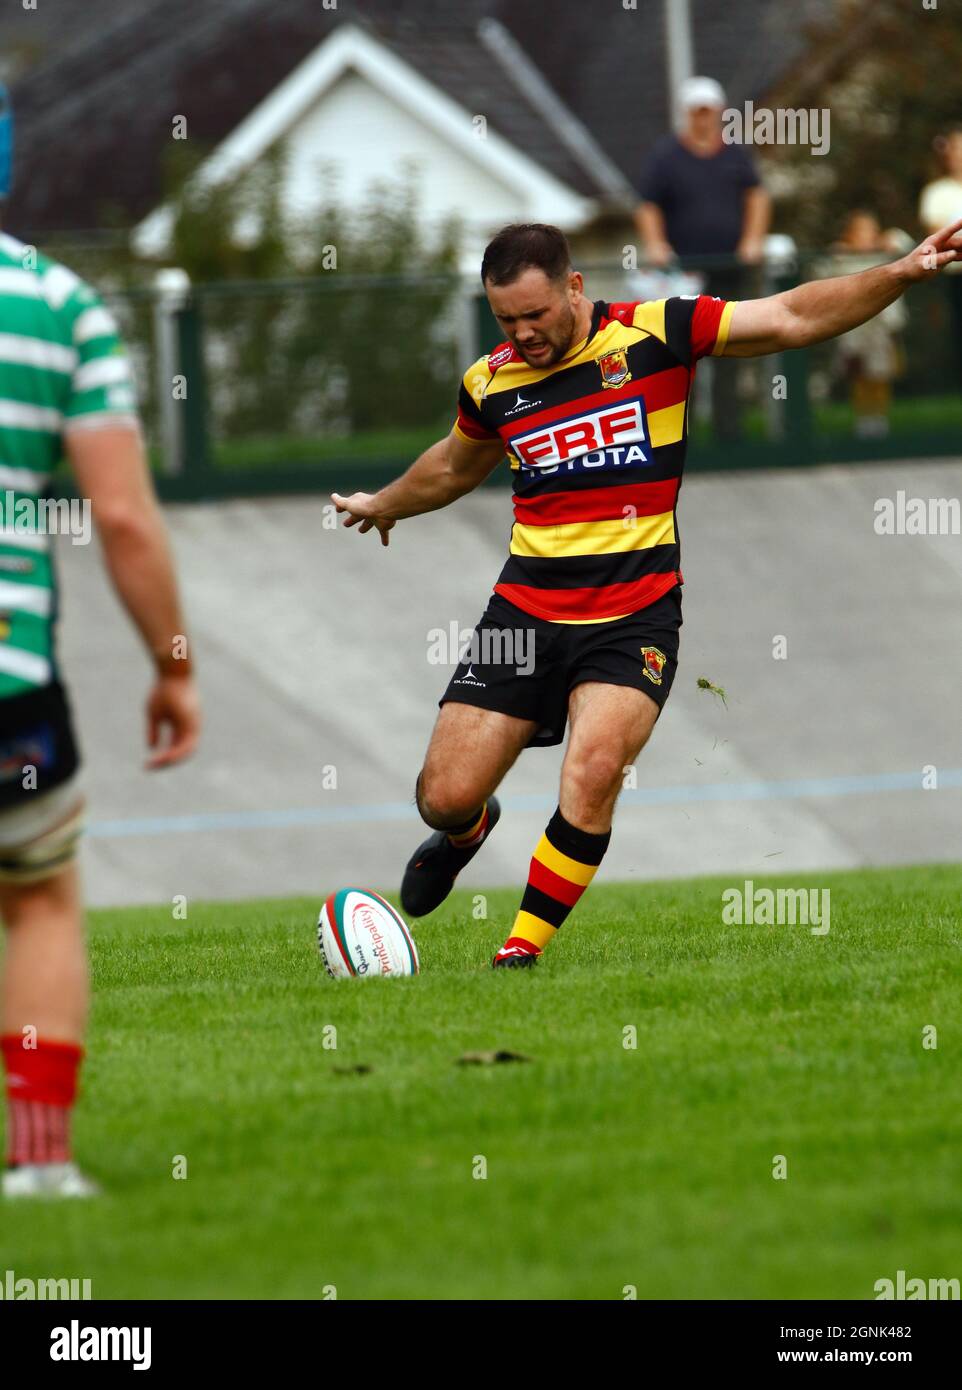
[
  {"left": 333, "top": 219, "right": 961, "bottom": 968},
  {"left": 0, "top": 94, "right": 200, "bottom": 1195}
]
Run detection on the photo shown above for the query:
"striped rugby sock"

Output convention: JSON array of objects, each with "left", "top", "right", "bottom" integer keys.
[
  {"left": 503, "top": 808, "right": 611, "bottom": 956},
  {"left": 2, "top": 1034, "right": 83, "bottom": 1167},
  {"left": 447, "top": 802, "right": 489, "bottom": 850}
]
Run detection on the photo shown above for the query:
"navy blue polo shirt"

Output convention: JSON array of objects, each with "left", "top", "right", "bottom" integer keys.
[{"left": 639, "top": 136, "right": 761, "bottom": 256}]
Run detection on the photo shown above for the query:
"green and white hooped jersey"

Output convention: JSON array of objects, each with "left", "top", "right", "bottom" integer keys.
[{"left": 0, "top": 232, "right": 138, "bottom": 700}]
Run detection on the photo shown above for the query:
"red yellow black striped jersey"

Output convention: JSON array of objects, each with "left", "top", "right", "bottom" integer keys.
[{"left": 453, "top": 295, "right": 736, "bottom": 623}]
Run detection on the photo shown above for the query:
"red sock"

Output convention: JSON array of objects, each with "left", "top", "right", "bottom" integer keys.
[{"left": 2, "top": 1034, "right": 83, "bottom": 1166}]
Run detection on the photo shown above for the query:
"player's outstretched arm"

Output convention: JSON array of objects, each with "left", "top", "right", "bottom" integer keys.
[
  {"left": 722, "top": 217, "right": 962, "bottom": 357},
  {"left": 331, "top": 429, "right": 504, "bottom": 547}
]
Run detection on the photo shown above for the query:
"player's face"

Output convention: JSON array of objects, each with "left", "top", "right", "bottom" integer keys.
[
  {"left": 843, "top": 213, "right": 881, "bottom": 251},
  {"left": 485, "top": 268, "right": 581, "bottom": 367},
  {"left": 686, "top": 104, "right": 722, "bottom": 142}
]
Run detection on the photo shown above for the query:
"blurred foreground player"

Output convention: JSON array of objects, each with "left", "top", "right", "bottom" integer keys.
[
  {"left": 0, "top": 88, "right": 200, "bottom": 1197},
  {"left": 333, "top": 218, "right": 962, "bottom": 968}
]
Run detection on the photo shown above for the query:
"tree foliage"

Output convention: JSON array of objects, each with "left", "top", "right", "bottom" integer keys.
[
  {"left": 160, "top": 148, "right": 463, "bottom": 441},
  {"left": 765, "top": 0, "right": 962, "bottom": 245}
]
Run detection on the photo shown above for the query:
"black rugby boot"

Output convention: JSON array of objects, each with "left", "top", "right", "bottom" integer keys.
[{"left": 400, "top": 797, "right": 501, "bottom": 917}]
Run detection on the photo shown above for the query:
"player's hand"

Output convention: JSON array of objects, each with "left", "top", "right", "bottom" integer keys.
[
  {"left": 330, "top": 491, "right": 396, "bottom": 547},
  {"left": 899, "top": 218, "right": 962, "bottom": 281},
  {"left": 146, "top": 674, "right": 202, "bottom": 770},
  {"left": 645, "top": 241, "right": 675, "bottom": 270},
  {"left": 736, "top": 236, "right": 765, "bottom": 266}
]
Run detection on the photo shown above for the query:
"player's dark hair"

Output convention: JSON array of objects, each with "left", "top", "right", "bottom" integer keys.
[{"left": 480, "top": 223, "right": 572, "bottom": 287}]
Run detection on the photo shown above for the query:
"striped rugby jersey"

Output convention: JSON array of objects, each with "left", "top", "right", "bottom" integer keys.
[
  {"left": 454, "top": 294, "right": 735, "bottom": 623},
  {"left": 0, "top": 232, "right": 137, "bottom": 700}
]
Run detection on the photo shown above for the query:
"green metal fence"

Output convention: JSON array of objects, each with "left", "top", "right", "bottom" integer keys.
[{"left": 98, "top": 257, "right": 961, "bottom": 503}]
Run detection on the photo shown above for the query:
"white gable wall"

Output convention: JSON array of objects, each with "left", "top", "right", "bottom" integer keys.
[{"left": 282, "top": 71, "right": 543, "bottom": 258}]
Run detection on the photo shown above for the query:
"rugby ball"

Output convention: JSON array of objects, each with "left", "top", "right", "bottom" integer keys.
[{"left": 317, "top": 888, "right": 420, "bottom": 979}]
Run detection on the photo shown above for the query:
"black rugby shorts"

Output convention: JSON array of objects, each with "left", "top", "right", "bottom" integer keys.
[{"left": 439, "top": 583, "right": 682, "bottom": 747}]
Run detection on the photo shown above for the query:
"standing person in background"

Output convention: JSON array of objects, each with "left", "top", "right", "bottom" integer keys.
[
  {"left": 635, "top": 76, "right": 770, "bottom": 443},
  {"left": 0, "top": 86, "right": 201, "bottom": 1198},
  {"left": 919, "top": 126, "right": 962, "bottom": 389},
  {"left": 821, "top": 211, "right": 912, "bottom": 439}
]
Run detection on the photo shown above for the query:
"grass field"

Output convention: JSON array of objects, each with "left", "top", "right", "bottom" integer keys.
[{"left": 2, "top": 864, "right": 960, "bottom": 1301}]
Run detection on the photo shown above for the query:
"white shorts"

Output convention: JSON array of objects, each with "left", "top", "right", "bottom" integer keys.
[{"left": 0, "top": 774, "right": 85, "bottom": 884}]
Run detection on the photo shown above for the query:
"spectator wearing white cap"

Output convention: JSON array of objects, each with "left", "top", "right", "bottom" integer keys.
[{"left": 635, "top": 76, "right": 771, "bottom": 442}]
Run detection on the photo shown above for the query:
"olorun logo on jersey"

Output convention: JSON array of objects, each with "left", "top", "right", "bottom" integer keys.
[
  {"left": 511, "top": 398, "right": 650, "bottom": 475},
  {"left": 597, "top": 346, "right": 631, "bottom": 389},
  {"left": 504, "top": 392, "right": 543, "bottom": 417}
]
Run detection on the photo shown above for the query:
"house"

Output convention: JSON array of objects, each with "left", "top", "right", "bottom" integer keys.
[
  {"left": 129, "top": 18, "right": 629, "bottom": 268},
  {"left": 4, "top": 0, "right": 838, "bottom": 265}
]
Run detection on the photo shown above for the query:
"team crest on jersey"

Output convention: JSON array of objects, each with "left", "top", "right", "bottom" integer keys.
[
  {"left": 597, "top": 347, "right": 631, "bottom": 389},
  {"left": 640, "top": 646, "right": 667, "bottom": 685}
]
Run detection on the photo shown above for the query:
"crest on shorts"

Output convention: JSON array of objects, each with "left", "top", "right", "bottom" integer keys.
[
  {"left": 597, "top": 347, "right": 631, "bottom": 389},
  {"left": 640, "top": 645, "right": 667, "bottom": 685}
]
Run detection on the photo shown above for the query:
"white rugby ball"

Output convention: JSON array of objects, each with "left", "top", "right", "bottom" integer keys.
[{"left": 317, "top": 888, "right": 420, "bottom": 979}]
